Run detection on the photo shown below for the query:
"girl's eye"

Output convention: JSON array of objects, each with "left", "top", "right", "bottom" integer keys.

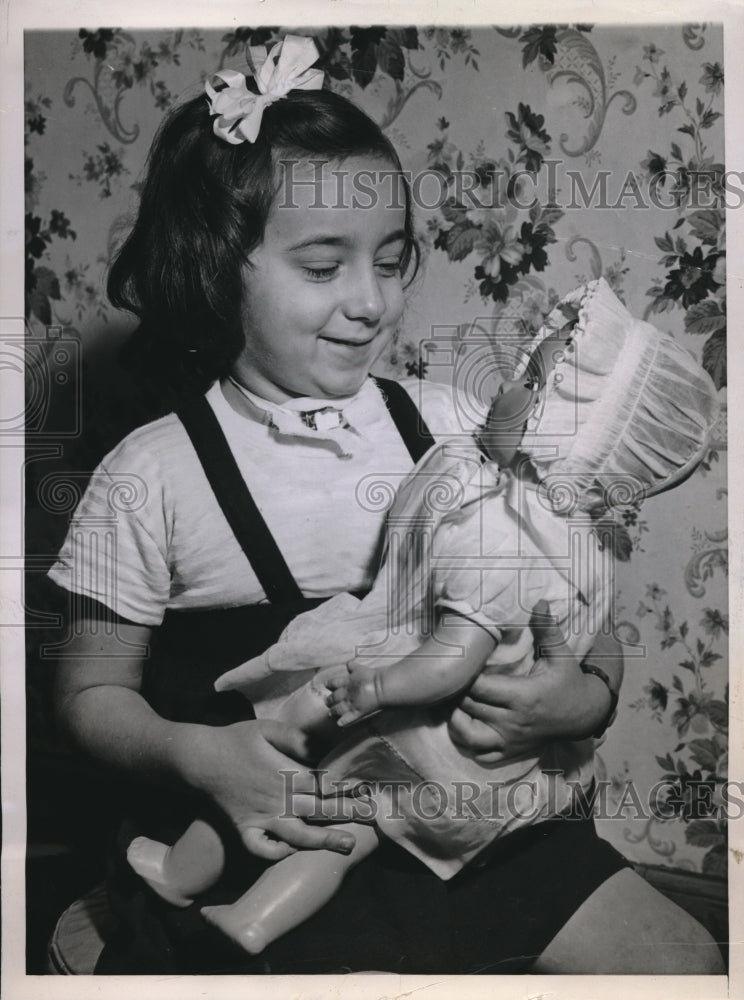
[
  {"left": 302, "top": 264, "right": 339, "bottom": 282},
  {"left": 375, "top": 258, "right": 403, "bottom": 277}
]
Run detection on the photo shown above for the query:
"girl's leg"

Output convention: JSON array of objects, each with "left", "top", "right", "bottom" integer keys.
[
  {"left": 533, "top": 868, "right": 725, "bottom": 974},
  {"left": 201, "top": 821, "right": 379, "bottom": 954},
  {"left": 127, "top": 818, "right": 226, "bottom": 908}
]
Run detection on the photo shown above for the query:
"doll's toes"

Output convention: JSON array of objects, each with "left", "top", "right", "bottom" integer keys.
[
  {"left": 326, "top": 686, "right": 349, "bottom": 708},
  {"left": 336, "top": 709, "right": 360, "bottom": 728},
  {"left": 324, "top": 671, "right": 349, "bottom": 691},
  {"left": 328, "top": 699, "right": 347, "bottom": 719}
]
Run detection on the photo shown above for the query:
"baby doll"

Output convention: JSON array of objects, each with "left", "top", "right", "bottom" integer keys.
[{"left": 127, "top": 278, "right": 719, "bottom": 953}]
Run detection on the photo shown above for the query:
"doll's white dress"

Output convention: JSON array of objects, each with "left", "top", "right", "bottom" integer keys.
[{"left": 217, "top": 439, "right": 610, "bottom": 879}]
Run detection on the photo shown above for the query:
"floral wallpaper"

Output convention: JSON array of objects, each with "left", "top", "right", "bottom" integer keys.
[{"left": 25, "top": 25, "right": 728, "bottom": 878}]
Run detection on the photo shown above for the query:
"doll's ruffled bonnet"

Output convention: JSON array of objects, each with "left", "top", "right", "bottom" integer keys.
[{"left": 513, "top": 277, "right": 719, "bottom": 510}]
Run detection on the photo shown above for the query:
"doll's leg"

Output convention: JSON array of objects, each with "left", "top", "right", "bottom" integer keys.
[
  {"left": 201, "top": 821, "right": 379, "bottom": 954},
  {"left": 127, "top": 817, "right": 226, "bottom": 908}
]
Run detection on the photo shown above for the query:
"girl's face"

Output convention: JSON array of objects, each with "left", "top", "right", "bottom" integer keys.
[{"left": 233, "top": 155, "right": 408, "bottom": 402}]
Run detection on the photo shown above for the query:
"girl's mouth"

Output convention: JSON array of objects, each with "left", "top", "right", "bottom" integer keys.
[{"left": 320, "top": 335, "right": 376, "bottom": 349}]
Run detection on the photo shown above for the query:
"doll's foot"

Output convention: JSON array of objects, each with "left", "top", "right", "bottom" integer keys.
[
  {"left": 126, "top": 836, "right": 194, "bottom": 908},
  {"left": 201, "top": 904, "right": 268, "bottom": 954}
]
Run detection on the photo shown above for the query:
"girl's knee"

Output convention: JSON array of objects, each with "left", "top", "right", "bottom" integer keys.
[
  {"left": 665, "top": 917, "right": 725, "bottom": 974},
  {"left": 535, "top": 868, "right": 725, "bottom": 974},
  {"left": 630, "top": 876, "right": 725, "bottom": 973}
]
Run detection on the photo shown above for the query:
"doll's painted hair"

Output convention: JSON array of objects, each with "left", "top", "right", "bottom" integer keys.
[{"left": 109, "top": 88, "right": 419, "bottom": 392}]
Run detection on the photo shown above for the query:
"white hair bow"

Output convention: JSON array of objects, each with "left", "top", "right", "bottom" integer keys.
[{"left": 205, "top": 34, "right": 324, "bottom": 144}]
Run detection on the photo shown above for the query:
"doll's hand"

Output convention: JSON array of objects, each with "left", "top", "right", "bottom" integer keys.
[{"left": 325, "top": 661, "right": 383, "bottom": 727}]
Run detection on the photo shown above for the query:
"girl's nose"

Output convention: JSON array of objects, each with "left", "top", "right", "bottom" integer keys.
[{"left": 343, "top": 267, "right": 386, "bottom": 324}]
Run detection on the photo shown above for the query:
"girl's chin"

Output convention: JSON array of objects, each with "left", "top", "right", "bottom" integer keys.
[
  {"left": 310, "top": 371, "right": 370, "bottom": 399},
  {"left": 233, "top": 368, "right": 370, "bottom": 403}
]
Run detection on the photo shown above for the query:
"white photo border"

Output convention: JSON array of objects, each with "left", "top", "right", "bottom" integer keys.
[{"left": 2, "top": 1, "right": 741, "bottom": 998}]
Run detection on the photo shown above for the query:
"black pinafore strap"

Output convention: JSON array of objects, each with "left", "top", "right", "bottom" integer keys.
[
  {"left": 175, "top": 395, "right": 303, "bottom": 604},
  {"left": 371, "top": 376, "right": 436, "bottom": 465}
]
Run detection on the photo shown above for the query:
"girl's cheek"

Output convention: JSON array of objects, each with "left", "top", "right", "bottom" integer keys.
[{"left": 387, "top": 282, "right": 405, "bottom": 323}]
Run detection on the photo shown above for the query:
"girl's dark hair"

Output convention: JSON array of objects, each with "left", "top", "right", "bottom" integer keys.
[{"left": 109, "top": 85, "right": 419, "bottom": 394}]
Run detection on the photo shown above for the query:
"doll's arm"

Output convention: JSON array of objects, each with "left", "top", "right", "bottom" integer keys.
[{"left": 325, "top": 616, "right": 497, "bottom": 727}]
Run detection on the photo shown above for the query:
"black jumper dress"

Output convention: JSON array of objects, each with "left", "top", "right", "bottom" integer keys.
[{"left": 96, "top": 377, "right": 628, "bottom": 975}]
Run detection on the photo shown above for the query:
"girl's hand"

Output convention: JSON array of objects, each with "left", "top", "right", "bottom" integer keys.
[
  {"left": 325, "top": 662, "right": 382, "bottom": 727},
  {"left": 178, "top": 718, "right": 366, "bottom": 860},
  {"left": 448, "top": 602, "right": 619, "bottom": 760}
]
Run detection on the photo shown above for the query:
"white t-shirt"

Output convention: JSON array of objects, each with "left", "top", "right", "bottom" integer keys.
[{"left": 49, "top": 377, "right": 472, "bottom": 626}]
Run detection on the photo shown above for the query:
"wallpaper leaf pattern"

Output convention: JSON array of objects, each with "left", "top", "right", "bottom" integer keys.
[
  {"left": 24, "top": 25, "right": 727, "bottom": 878},
  {"left": 425, "top": 103, "right": 564, "bottom": 307}
]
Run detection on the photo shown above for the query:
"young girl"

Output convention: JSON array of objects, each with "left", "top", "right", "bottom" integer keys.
[
  {"left": 124, "top": 276, "right": 719, "bottom": 955},
  {"left": 51, "top": 36, "right": 723, "bottom": 975}
]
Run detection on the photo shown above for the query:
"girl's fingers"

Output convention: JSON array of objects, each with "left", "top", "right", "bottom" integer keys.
[
  {"left": 337, "top": 710, "right": 360, "bottom": 728},
  {"left": 240, "top": 826, "right": 297, "bottom": 861},
  {"left": 530, "top": 599, "right": 573, "bottom": 660},
  {"left": 308, "top": 794, "right": 374, "bottom": 824},
  {"left": 457, "top": 694, "right": 509, "bottom": 725},
  {"left": 465, "top": 670, "right": 523, "bottom": 707},
  {"left": 213, "top": 664, "right": 250, "bottom": 692},
  {"left": 447, "top": 707, "right": 505, "bottom": 752},
  {"left": 271, "top": 817, "right": 357, "bottom": 854},
  {"left": 291, "top": 792, "right": 327, "bottom": 818},
  {"left": 279, "top": 791, "right": 372, "bottom": 826}
]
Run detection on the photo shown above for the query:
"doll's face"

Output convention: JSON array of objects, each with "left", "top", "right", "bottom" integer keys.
[
  {"left": 482, "top": 332, "right": 570, "bottom": 467},
  {"left": 482, "top": 381, "right": 538, "bottom": 467}
]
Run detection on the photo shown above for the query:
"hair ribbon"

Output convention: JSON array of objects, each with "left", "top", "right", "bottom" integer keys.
[{"left": 205, "top": 35, "right": 324, "bottom": 144}]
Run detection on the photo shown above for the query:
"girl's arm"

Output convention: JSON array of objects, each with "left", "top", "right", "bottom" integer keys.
[
  {"left": 55, "top": 604, "right": 366, "bottom": 859},
  {"left": 325, "top": 616, "right": 496, "bottom": 727}
]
